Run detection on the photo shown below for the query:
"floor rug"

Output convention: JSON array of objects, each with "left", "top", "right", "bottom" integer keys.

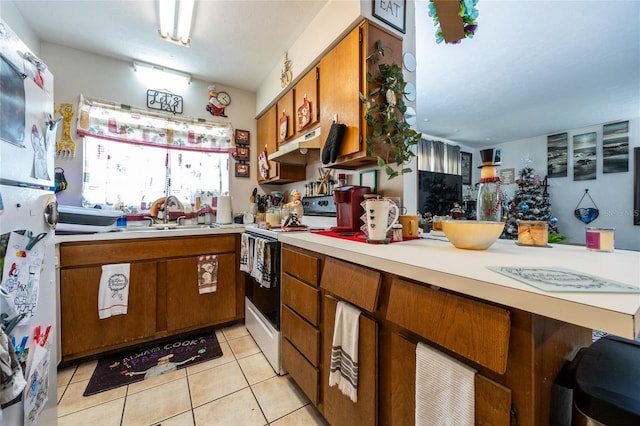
[{"left": 83, "top": 331, "right": 222, "bottom": 396}]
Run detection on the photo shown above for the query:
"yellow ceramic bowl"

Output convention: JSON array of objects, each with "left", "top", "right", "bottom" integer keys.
[{"left": 442, "top": 220, "right": 505, "bottom": 250}]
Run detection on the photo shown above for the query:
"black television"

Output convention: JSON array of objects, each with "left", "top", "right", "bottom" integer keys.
[{"left": 418, "top": 171, "right": 463, "bottom": 216}]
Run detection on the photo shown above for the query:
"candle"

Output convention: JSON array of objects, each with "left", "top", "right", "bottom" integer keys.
[{"left": 585, "top": 227, "right": 615, "bottom": 252}]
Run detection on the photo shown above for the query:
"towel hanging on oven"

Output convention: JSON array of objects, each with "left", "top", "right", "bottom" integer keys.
[{"left": 251, "top": 238, "right": 274, "bottom": 288}]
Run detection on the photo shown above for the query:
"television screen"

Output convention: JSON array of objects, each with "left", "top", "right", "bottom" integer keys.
[{"left": 418, "top": 171, "right": 463, "bottom": 216}]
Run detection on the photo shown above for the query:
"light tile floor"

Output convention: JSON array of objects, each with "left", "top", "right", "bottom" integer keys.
[{"left": 57, "top": 324, "right": 328, "bottom": 426}]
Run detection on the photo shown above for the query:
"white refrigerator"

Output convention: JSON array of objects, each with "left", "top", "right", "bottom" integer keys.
[{"left": 1, "top": 20, "right": 58, "bottom": 425}]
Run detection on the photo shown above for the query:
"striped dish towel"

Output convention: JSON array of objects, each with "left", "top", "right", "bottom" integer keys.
[
  {"left": 329, "top": 301, "right": 361, "bottom": 403},
  {"left": 415, "top": 342, "right": 476, "bottom": 425}
]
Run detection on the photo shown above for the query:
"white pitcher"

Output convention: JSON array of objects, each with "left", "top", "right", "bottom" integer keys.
[{"left": 365, "top": 198, "right": 399, "bottom": 241}]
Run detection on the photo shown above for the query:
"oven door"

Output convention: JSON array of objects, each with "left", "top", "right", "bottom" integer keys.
[{"left": 243, "top": 233, "right": 280, "bottom": 330}]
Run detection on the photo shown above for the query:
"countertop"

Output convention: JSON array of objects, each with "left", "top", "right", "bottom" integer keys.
[
  {"left": 54, "top": 224, "right": 247, "bottom": 243},
  {"left": 278, "top": 232, "right": 640, "bottom": 340}
]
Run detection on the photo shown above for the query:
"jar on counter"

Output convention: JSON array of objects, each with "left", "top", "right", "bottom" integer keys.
[
  {"left": 518, "top": 220, "right": 548, "bottom": 246},
  {"left": 586, "top": 227, "right": 615, "bottom": 252}
]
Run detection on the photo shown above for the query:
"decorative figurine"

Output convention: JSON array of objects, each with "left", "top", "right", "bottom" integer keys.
[{"left": 206, "top": 85, "right": 231, "bottom": 117}]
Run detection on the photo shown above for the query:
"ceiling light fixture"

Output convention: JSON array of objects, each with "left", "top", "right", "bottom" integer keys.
[
  {"left": 158, "top": 0, "right": 195, "bottom": 47},
  {"left": 133, "top": 61, "right": 191, "bottom": 88}
]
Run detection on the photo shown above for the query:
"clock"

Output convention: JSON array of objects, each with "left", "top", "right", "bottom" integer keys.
[{"left": 216, "top": 91, "right": 231, "bottom": 106}]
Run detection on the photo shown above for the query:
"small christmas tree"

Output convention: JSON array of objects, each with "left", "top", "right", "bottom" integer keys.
[{"left": 502, "top": 166, "right": 560, "bottom": 239}]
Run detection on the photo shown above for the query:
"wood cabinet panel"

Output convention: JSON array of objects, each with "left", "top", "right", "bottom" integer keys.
[
  {"left": 165, "top": 253, "right": 237, "bottom": 331},
  {"left": 60, "top": 236, "right": 236, "bottom": 267},
  {"left": 257, "top": 105, "right": 279, "bottom": 182},
  {"left": 476, "top": 375, "right": 512, "bottom": 426},
  {"left": 282, "top": 305, "right": 320, "bottom": 365},
  {"left": 282, "top": 274, "right": 320, "bottom": 326},
  {"left": 388, "top": 332, "right": 416, "bottom": 426},
  {"left": 322, "top": 295, "right": 377, "bottom": 426},
  {"left": 60, "top": 262, "right": 157, "bottom": 359},
  {"left": 282, "top": 245, "right": 319, "bottom": 285},
  {"left": 276, "top": 89, "right": 295, "bottom": 142},
  {"left": 293, "top": 66, "right": 319, "bottom": 132},
  {"left": 319, "top": 25, "right": 361, "bottom": 158},
  {"left": 386, "top": 277, "right": 511, "bottom": 374},
  {"left": 320, "top": 257, "right": 381, "bottom": 312},
  {"left": 282, "top": 337, "right": 319, "bottom": 405}
]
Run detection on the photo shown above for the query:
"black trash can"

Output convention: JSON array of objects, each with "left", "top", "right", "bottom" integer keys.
[{"left": 573, "top": 335, "right": 640, "bottom": 425}]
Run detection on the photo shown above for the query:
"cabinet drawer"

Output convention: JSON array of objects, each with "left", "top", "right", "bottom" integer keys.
[
  {"left": 282, "top": 274, "right": 320, "bottom": 326},
  {"left": 320, "top": 257, "right": 381, "bottom": 312},
  {"left": 60, "top": 235, "right": 237, "bottom": 267},
  {"left": 386, "top": 277, "right": 510, "bottom": 374},
  {"left": 281, "top": 305, "right": 319, "bottom": 365},
  {"left": 282, "top": 246, "right": 319, "bottom": 286},
  {"left": 282, "top": 338, "right": 319, "bottom": 405}
]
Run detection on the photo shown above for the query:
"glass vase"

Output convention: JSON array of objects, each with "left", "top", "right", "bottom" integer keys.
[{"left": 477, "top": 179, "right": 502, "bottom": 222}]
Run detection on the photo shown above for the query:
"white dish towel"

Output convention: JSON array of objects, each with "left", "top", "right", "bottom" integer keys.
[
  {"left": 98, "top": 263, "right": 130, "bottom": 319},
  {"left": 329, "top": 300, "right": 361, "bottom": 403},
  {"left": 415, "top": 342, "right": 476, "bottom": 426}
]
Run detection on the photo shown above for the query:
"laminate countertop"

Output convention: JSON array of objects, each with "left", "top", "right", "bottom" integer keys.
[
  {"left": 54, "top": 224, "right": 247, "bottom": 244},
  {"left": 279, "top": 232, "right": 640, "bottom": 340}
]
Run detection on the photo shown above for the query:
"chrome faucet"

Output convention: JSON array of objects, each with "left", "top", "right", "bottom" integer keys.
[{"left": 162, "top": 195, "right": 180, "bottom": 224}]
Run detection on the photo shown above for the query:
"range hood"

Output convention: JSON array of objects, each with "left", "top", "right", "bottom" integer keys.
[{"left": 269, "top": 127, "right": 322, "bottom": 164}]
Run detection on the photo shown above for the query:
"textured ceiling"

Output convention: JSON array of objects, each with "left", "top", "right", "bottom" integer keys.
[{"left": 9, "top": 0, "right": 640, "bottom": 147}]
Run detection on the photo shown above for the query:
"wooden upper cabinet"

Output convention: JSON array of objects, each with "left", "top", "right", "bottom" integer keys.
[
  {"left": 319, "top": 20, "right": 402, "bottom": 170},
  {"left": 293, "top": 66, "right": 319, "bottom": 134},
  {"left": 276, "top": 88, "right": 295, "bottom": 144},
  {"left": 257, "top": 105, "right": 279, "bottom": 182},
  {"left": 257, "top": 104, "right": 306, "bottom": 184},
  {"left": 320, "top": 25, "right": 361, "bottom": 160}
]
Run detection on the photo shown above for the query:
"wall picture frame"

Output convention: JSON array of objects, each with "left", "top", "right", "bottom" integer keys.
[
  {"left": 372, "top": 0, "right": 406, "bottom": 34},
  {"left": 359, "top": 169, "right": 378, "bottom": 193},
  {"left": 235, "top": 162, "right": 250, "bottom": 178},
  {"left": 235, "top": 129, "right": 250, "bottom": 146},
  {"left": 460, "top": 151, "right": 472, "bottom": 185},
  {"left": 236, "top": 146, "right": 250, "bottom": 161}
]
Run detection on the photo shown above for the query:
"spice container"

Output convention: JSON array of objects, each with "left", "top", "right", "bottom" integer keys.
[
  {"left": 518, "top": 220, "right": 548, "bottom": 246},
  {"left": 392, "top": 224, "right": 403, "bottom": 241},
  {"left": 586, "top": 227, "right": 615, "bottom": 252}
]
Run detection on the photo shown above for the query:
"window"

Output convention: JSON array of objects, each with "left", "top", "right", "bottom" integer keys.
[{"left": 82, "top": 136, "right": 229, "bottom": 211}]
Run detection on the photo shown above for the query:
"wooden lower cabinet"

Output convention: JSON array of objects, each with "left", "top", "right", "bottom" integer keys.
[
  {"left": 165, "top": 253, "right": 237, "bottom": 331},
  {"left": 280, "top": 246, "right": 322, "bottom": 404},
  {"left": 59, "top": 235, "right": 242, "bottom": 362},
  {"left": 322, "top": 294, "right": 378, "bottom": 426},
  {"left": 278, "top": 251, "right": 592, "bottom": 426},
  {"left": 60, "top": 261, "right": 157, "bottom": 359}
]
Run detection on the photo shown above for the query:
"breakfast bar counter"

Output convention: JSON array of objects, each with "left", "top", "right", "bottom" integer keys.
[{"left": 279, "top": 232, "right": 640, "bottom": 339}]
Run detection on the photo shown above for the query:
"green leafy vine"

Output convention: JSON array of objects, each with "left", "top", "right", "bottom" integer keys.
[{"left": 359, "top": 41, "right": 422, "bottom": 180}]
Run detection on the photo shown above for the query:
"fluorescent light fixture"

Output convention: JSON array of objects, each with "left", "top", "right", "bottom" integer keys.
[
  {"left": 158, "top": 0, "right": 195, "bottom": 47},
  {"left": 133, "top": 61, "right": 191, "bottom": 88}
]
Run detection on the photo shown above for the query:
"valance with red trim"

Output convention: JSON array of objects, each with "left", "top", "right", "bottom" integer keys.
[{"left": 76, "top": 94, "right": 235, "bottom": 153}]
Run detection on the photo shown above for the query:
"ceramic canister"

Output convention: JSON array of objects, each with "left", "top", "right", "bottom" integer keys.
[{"left": 365, "top": 198, "right": 399, "bottom": 241}]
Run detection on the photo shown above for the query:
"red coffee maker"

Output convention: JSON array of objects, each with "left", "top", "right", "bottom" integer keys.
[{"left": 331, "top": 185, "right": 371, "bottom": 233}]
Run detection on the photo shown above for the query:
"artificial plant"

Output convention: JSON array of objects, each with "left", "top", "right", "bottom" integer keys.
[{"left": 360, "top": 41, "right": 422, "bottom": 180}]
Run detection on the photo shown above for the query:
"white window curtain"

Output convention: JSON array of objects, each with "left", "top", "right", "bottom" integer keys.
[
  {"left": 418, "top": 139, "right": 461, "bottom": 175},
  {"left": 76, "top": 94, "right": 235, "bottom": 153}
]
